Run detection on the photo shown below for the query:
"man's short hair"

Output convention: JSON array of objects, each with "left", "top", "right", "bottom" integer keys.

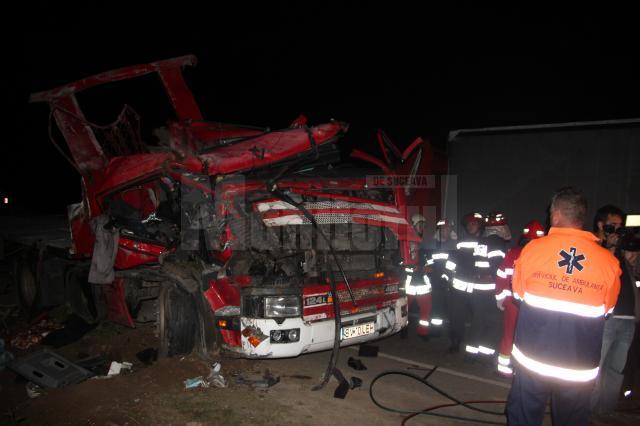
[
  {"left": 592, "top": 204, "right": 625, "bottom": 232},
  {"left": 550, "top": 187, "right": 588, "bottom": 227}
]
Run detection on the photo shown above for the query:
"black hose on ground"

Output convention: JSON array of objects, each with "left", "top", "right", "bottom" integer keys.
[{"left": 369, "top": 369, "right": 507, "bottom": 425}]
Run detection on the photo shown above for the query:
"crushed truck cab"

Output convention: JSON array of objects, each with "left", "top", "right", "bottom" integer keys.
[{"left": 27, "top": 55, "right": 422, "bottom": 358}]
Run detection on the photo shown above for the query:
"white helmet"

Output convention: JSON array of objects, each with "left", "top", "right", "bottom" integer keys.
[{"left": 411, "top": 214, "right": 426, "bottom": 228}]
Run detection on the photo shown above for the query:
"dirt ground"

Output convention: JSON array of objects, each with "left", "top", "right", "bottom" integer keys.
[{"left": 1, "top": 319, "right": 307, "bottom": 426}]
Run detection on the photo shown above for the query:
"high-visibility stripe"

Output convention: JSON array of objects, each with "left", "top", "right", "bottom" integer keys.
[
  {"left": 512, "top": 345, "right": 599, "bottom": 382},
  {"left": 478, "top": 346, "right": 495, "bottom": 355},
  {"left": 256, "top": 199, "right": 399, "bottom": 213},
  {"left": 513, "top": 291, "right": 523, "bottom": 301},
  {"left": 496, "top": 268, "right": 508, "bottom": 279},
  {"left": 426, "top": 259, "right": 435, "bottom": 265},
  {"left": 405, "top": 267, "right": 414, "bottom": 273},
  {"left": 423, "top": 275, "right": 431, "bottom": 286},
  {"left": 404, "top": 274, "right": 412, "bottom": 290},
  {"left": 432, "top": 253, "right": 449, "bottom": 260},
  {"left": 441, "top": 274, "right": 449, "bottom": 281},
  {"left": 465, "top": 345, "right": 479, "bottom": 354},
  {"left": 475, "top": 261, "right": 491, "bottom": 268},
  {"left": 636, "top": 281, "right": 640, "bottom": 288},
  {"left": 452, "top": 278, "right": 471, "bottom": 292},
  {"left": 445, "top": 261, "right": 457, "bottom": 271},
  {"left": 457, "top": 241, "right": 478, "bottom": 249},
  {"left": 505, "top": 268, "right": 514, "bottom": 275},
  {"left": 406, "top": 283, "right": 431, "bottom": 295},
  {"left": 431, "top": 318, "right": 443, "bottom": 326},
  {"left": 419, "top": 320, "right": 430, "bottom": 327},
  {"left": 523, "top": 292, "right": 606, "bottom": 318},
  {"left": 473, "top": 283, "right": 496, "bottom": 291},
  {"left": 487, "top": 250, "right": 506, "bottom": 258},
  {"left": 497, "top": 364, "right": 513, "bottom": 375},
  {"left": 496, "top": 289, "right": 512, "bottom": 300},
  {"left": 498, "top": 355, "right": 511, "bottom": 366}
]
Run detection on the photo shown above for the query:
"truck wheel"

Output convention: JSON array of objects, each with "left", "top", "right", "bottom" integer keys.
[
  {"left": 66, "top": 268, "right": 101, "bottom": 324},
  {"left": 17, "top": 261, "right": 39, "bottom": 312},
  {"left": 158, "top": 284, "right": 196, "bottom": 357}
]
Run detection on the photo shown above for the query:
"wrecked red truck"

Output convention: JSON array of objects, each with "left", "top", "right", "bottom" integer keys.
[{"left": 8, "top": 55, "right": 424, "bottom": 358}]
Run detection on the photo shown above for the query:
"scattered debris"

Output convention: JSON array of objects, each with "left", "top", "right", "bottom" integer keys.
[
  {"left": 206, "top": 362, "right": 228, "bottom": 388},
  {"left": 10, "top": 318, "right": 64, "bottom": 350},
  {"left": 332, "top": 368, "right": 362, "bottom": 399},
  {"left": 184, "top": 362, "right": 228, "bottom": 389},
  {"left": 136, "top": 347, "right": 158, "bottom": 366},
  {"left": 235, "top": 368, "right": 280, "bottom": 389},
  {"left": 25, "top": 381, "right": 43, "bottom": 398},
  {"left": 358, "top": 344, "right": 379, "bottom": 357},
  {"left": 348, "top": 356, "right": 367, "bottom": 371},
  {"left": 107, "top": 361, "right": 133, "bottom": 376},
  {"left": 40, "top": 314, "right": 96, "bottom": 348},
  {"left": 10, "top": 348, "right": 94, "bottom": 388},
  {"left": 184, "top": 376, "right": 210, "bottom": 389}
]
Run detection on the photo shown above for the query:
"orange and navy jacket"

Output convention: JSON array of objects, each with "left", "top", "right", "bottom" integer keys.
[
  {"left": 495, "top": 246, "right": 523, "bottom": 302},
  {"left": 511, "top": 227, "right": 621, "bottom": 382}
]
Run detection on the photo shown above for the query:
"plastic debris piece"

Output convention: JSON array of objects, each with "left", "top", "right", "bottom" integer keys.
[
  {"left": 107, "top": 361, "right": 133, "bottom": 376},
  {"left": 347, "top": 356, "right": 367, "bottom": 371},
  {"left": 184, "top": 376, "right": 209, "bottom": 389},
  {"left": 207, "top": 362, "right": 228, "bottom": 388},
  {"left": 26, "top": 382, "right": 43, "bottom": 398}
]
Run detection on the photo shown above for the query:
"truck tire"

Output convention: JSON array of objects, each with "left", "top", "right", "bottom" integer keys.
[
  {"left": 158, "top": 283, "right": 196, "bottom": 357},
  {"left": 66, "top": 267, "right": 101, "bottom": 324},
  {"left": 17, "top": 261, "right": 39, "bottom": 312}
]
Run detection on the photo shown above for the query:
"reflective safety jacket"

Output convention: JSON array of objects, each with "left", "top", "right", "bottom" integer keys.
[
  {"left": 511, "top": 227, "right": 621, "bottom": 382},
  {"left": 445, "top": 235, "right": 506, "bottom": 293},
  {"left": 495, "top": 246, "right": 523, "bottom": 301}
]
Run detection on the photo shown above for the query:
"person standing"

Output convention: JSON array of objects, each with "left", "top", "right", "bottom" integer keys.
[
  {"left": 590, "top": 205, "right": 639, "bottom": 415},
  {"left": 444, "top": 212, "right": 484, "bottom": 353},
  {"left": 506, "top": 187, "right": 621, "bottom": 425},
  {"left": 406, "top": 214, "right": 433, "bottom": 340},
  {"left": 425, "top": 218, "right": 458, "bottom": 334},
  {"left": 495, "top": 220, "right": 545, "bottom": 377}
]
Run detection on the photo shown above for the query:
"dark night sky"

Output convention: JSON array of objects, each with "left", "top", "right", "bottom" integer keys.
[{"left": 4, "top": 6, "right": 640, "bottom": 213}]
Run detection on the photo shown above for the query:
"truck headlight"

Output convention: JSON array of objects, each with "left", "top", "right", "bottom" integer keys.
[{"left": 264, "top": 296, "right": 301, "bottom": 318}]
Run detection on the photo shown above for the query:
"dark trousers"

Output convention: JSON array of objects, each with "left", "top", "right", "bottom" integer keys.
[
  {"left": 448, "top": 288, "right": 471, "bottom": 348},
  {"left": 507, "top": 366, "right": 594, "bottom": 426},
  {"left": 468, "top": 290, "right": 503, "bottom": 354}
]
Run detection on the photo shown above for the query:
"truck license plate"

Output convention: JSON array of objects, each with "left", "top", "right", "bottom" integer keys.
[{"left": 341, "top": 322, "right": 375, "bottom": 340}]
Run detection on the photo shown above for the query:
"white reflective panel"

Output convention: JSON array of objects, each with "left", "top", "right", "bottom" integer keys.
[
  {"left": 636, "top": 281, "right": 640, "bottom": 288},
  {"left": 536, "top": 230, "right": 545, "bottom": 237},
  {"left": 523, "top": 292, "right": 606, "bottom": 318},
  {"left": 498, "top": 355, "right": 511, "bottom": 366},
  {"left": 432, "top": 253, "right": 449, "bottom": 260},
  {"left": 624, "top": 390, "right": 632, "bottom": 397},
  {"left": 505, "top": 268, "right": 514, "bottom": 275},
  {"left": 495, "top": 289, "right": 512, "bottom": 300},
  {"left": 498, "top": 364, "right": 513, "bottom": 375},
  {"left": 431, "top": 318, "right": 443, "bottom": 325},
  {"left": 426, "top": 259, "right": 435, "bottom": 265},
  {"left": 473, "top": 283, "right": 496, "bottom": 291},
  {"left": 496, "top": 269, "right": 508, "bottom": 279},
  {"left": 465, "top": 345, "right": 479, "bottom": 354},
  {"left": 452, "top": 278, "right": 470, "bottom": 292},
  {"left": 436, "top": 220, "right": 445, "bottom": 226},
  {"left": 457, "top": 241, "right": 478, "bottom": 249},
  {"left": 423, "top": 275, "right": 432, "bottom": 286},
  {"left": 487, "top": 250, "right": 506, "bottom": 258},
  {"left": 441, "top": 274, "right": 449, "bottom": 281},
  {"left": 405, "top": 268, "right": 414, "bottom": 273},
  {"left": 415, "top": 284, "right": 431, "bottom": 295},
  {"left": 523, "top": 228, "right": 529, "bottom": 234},
  {"left": 513, "top": 292, "right": 523, "bottom": 301},
  {"left": 478, "top": 346, "right": 495, "bottom": 355},
  {"left": 419, "top": 320, "right": 430, "bottom": 327},
  {"left": 404, "top": 275, "right": 412, "bottom": 290},
  {"left": 475, "top": 261, "right": 491, "bottom": 268},
  {"left": 512, "top": 345, "right": 599, "bottom": 382},
  {"left": 445, "top": 261, "right": 457, "bottom": 271}
]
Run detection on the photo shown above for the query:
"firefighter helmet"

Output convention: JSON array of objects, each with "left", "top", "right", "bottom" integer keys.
[
  {"left": 522, "top": 220, "right": 545, "bottom": 239},
  {"left": 485, "top": 211, "right": 508, "bottom": 226},
  {"left": 462, "top": 212, "right": 484, "bottom": 226},
  {"left": 411, "top": 214, "right": 426, "bottom": 228},
  {"left": 436, "top": 217, "right": 454, "bottom": 227}
]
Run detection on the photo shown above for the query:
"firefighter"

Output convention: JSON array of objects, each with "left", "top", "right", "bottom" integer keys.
[
  {"left": 425, "top": 218, "right": 457, "bottom": 334},
  {"left": 506, "top": 187, "right": 620, "bottom": 425},
  {"left": 495, "top": 220, "right": 545, "bottom": 377},
  {"left": 406, "top": 214, "right": 432, "bottom": 340},
  {"left": 445, "top": 212, "right": 484, "bottom": 353},
  {"left": 462, "top": 211, "right": 510, "bottom": 364}
]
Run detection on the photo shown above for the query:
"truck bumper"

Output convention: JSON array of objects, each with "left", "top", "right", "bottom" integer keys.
[{"left": 236, "top": 298, "right": 408, "bottom": 358}]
